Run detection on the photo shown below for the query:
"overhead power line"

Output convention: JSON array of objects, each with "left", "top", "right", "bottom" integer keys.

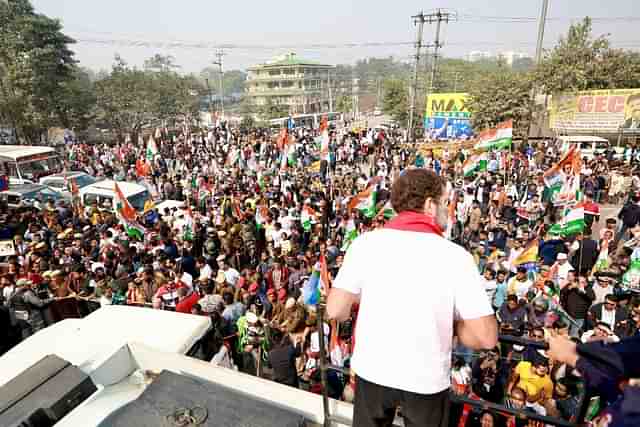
[
  {"left": 458, "top": 15, "right": 640, "bottom": 23},
  {"left": 72, "top": 37, "right": 414, "bottom": 51}
]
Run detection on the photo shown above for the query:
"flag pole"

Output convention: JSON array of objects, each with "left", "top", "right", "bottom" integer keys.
[{"left": 316, "top": 302, "right": 331, "bottom": 427}]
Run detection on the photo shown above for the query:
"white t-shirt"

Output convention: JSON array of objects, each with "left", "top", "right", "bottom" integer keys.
[{"left": 333, "top": 229, "right": 494, "bottom": 394}]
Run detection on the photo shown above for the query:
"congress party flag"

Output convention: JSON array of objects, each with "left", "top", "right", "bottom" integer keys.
[
  {"left": 474, "top": 119, "right": 513, "bottom": 151},
  {"left": 549, "top": 206, "right": 585, "bottom": 237}
]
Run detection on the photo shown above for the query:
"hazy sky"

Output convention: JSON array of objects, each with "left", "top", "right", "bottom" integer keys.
[{"left": 31, "top": 0, "right": 639, "bottom": 73}]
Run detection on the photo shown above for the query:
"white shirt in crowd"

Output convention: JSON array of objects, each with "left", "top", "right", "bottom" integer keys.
[
  {"left": 333, "top": 228, "right": 494, "bottom": 394},
  {"left": 199, "top": 264, "right": 213, "bottom": 281},
  {"left": 593, "top": 284, "right": 613, "bottom": 305}
]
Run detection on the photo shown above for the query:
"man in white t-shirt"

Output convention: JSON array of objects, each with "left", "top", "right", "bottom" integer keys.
[{"left": 328, "top": 169, "right": 497, "bottom": 427}]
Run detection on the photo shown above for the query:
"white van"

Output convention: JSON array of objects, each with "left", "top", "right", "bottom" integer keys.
[
  {"left": 0, "top": 306, "right": 212, "bottom": 388},
  {"left": 557, "top": 135, "right": 621, "bottom": 160},
  {"left": 0, "top": 145, "right": 62, "bottom": 184},
  {"left": 79, "top": 180, "right": 150, "bottom": 212}
]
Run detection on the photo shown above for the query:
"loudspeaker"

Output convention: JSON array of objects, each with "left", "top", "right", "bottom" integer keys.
[{"left": 0, "top": 355, "right": 97, "bottom": 427}]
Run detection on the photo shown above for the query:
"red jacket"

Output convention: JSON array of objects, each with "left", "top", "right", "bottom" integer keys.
[
  {"left": 265, "top": 267, "right": 289, "bottom": 290},
  {"left": 175, "top": 291, "right": 200, "bottom": 314}
]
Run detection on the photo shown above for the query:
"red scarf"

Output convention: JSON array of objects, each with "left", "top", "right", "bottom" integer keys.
[{"left": 384, "top": 211, "right": 443, "bottom": 236}]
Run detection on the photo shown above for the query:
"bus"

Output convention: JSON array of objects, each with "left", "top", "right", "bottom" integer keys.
[
  {"left": 269, "top": 112, "right": 343, "bottom": 130},
  {"left": 0, "top": 145, "right": 62, "bottom": 184}
]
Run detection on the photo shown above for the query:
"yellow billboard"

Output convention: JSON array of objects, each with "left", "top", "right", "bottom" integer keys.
[
  {"left": 425, "top": 93, "right": 472, "bottom": 140},
  {"left": 549, "top": 88, "right": 640, "bottom": 133},
  {"left": 425, "top": 92, "right": 471, "bottom": 119}
]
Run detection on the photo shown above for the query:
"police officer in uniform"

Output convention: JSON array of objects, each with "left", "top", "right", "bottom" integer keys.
[
  {"left": 203, "top": 227, "right": 219, "bottom": 263},
  {"left": 8, "top": 278, "right": 54, "bottom": 339}
]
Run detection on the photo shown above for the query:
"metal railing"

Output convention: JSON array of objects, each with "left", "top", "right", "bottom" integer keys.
[{"left": 317, "top": 333, "right": 592, "bottom": 427}]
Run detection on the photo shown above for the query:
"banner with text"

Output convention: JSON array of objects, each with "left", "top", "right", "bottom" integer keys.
[
  {"left": 549, "top": 89, "right": 640, "bottom": 133},
  {"left": 424, "top": 93, "right": 473, "bottom": 140}
]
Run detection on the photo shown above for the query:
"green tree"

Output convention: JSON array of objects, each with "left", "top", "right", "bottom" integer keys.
[
  {"left": 143, "top": 54, "right": 180, "bottom": 72},
  {"left": 200, "top": 68, "right": 246, "bottom": 96},
  {"left": 382, "top": 79, "right": 409, "bottom": 125},
  {"left": 94, "top": 55, "right": 202, "bottom": 142},
  {"left": 336, "top": 95, "right": 353, "bottom": 113},
  {"left": 467, "top": 68, "right": 533, "bottom": 138},
  {"left": 536, "top": 17, "right": 640, "bottom": 92},
  {"left": 0, "top": 0, "right": 77, "bottom": 142},
  {"left": 55, "top": 67, "right": 96, "bottom": 131}
]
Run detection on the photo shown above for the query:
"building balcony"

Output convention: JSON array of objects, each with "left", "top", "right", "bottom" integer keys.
[
  {"left": 247, "top": 88, "right": 324, "bottom": 97},
  {"left": 247, "top": 74, "right": 327, "bottom": 82}
]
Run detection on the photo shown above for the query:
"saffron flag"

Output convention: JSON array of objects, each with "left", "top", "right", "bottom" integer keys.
[
  {"left": 319, "top": 116, "right": 330, "bottom": 161},
  {"left": 474, "top": 120, "right": 513, "bottom": 151},
  {"left": 276, "top": 128, "right": 288, "bottom": 151},
  {"left": 515, "top": 239, "right": 539, "bottom": 266}
]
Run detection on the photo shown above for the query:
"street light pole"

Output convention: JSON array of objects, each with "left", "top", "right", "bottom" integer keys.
[{"left": 212, "top": 49, "right": 225, "bottom": 118}]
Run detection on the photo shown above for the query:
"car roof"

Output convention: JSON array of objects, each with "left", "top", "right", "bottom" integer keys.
[
  {"left": 41, "top": 171, "right": 89, "bottom": 179},
  {"left": 558, "top": 135, "right": 609, "bottom": 143},
  {"left": 80, "top": 180, "right": 147, "bottom": 197}
]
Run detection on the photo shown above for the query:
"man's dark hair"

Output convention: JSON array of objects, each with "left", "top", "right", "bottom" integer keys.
[
  {"left": 222, "top": 291, "right": 234, "bottom": 305},
  {"left": 390, "top": 169, "right": 444, "bottom": 214}
]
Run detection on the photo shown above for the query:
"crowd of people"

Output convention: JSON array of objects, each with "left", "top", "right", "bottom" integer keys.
[{"left": 1, "top": 120, "right": 640, "bottom": 426}]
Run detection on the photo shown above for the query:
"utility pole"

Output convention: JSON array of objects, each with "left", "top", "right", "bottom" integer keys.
[
  {"left": 407, "top": 11, "right": 426, "bottom": 142},
  {"left": 327, "top": 70, "right": 333, "bottom": 112},
  {"left": 205, "top": 78, "right": 214, "bottom": 125},
  {"left": 407, "top": 9, "right": 455, "bottom": 142},
  {"left": 535, "top": 0, "right": 550, "bottom": 64},
  {"left": 212, "top": 49, "right": 225, "bottom": 118},
  {"left": 428, "top": 9, "right": 454, "bottom": 94}
]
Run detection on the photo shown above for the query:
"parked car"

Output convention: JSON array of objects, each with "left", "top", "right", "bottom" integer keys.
[
  {"left": 39, "top": 172, "right": 99, "bottom": 196},
  {"left": 0, "top": 183, "right": 70, "bottom": 210}
]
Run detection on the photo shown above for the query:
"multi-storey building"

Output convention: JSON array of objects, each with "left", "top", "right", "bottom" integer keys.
[{"left": 246, "top": 53, "right": 334, "bottom": 115}]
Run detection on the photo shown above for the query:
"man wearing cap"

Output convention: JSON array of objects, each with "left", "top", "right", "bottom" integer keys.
[
  {"left": 554, "top": 252, "right": 574, "bottom": 286},
  {"left": 327, "top": 169, "right": 496, "bottom": 427},
  {"left": 507, "top": 267, "right": 533, "bottom": 300}
]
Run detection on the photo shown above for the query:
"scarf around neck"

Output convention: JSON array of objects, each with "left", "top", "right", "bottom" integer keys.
[{"left": 384, "top": 211, "right": 443, "bottom": 237}]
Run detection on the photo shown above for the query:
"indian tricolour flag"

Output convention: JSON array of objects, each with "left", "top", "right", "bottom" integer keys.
[
  {"left": 474, "top": 119, "right": 513, "bottom": 151},
  {"left": 462, "top": 154, "right": 480, "bottom": 177},
  {"left": 301, "top": 206, "right": 316, "bottom": 232},
  {"left": 348, "top": 186, "right": 377, "bottom": 218},
  {"left": 549, "top": 206, "right": 585, "bottom": 236},
  {"left": 302, "top": 255, "right": 331, "bottom": 305},
  {"left": 341, "top": 219, "right": 358, "bottom": 252},
  {"left": 114, "top": 182, "right": 145, "bottom": 240}
]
